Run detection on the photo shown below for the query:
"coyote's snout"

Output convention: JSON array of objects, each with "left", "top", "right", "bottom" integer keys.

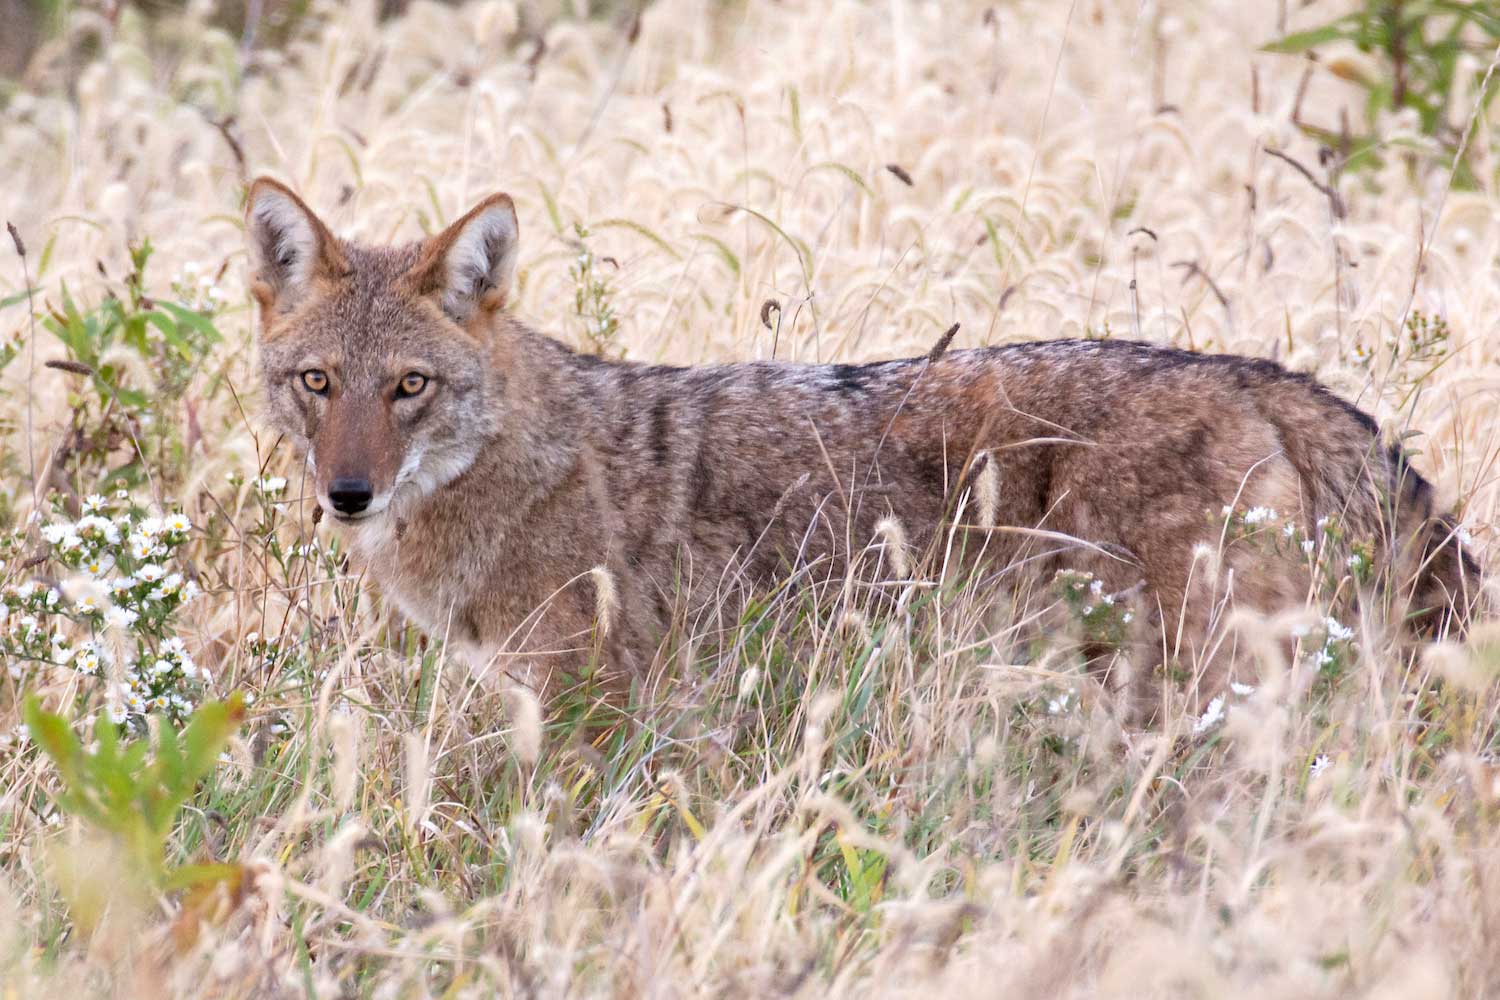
[{"left": 248, "top": 179, "right": 1480, "bottom": 710}]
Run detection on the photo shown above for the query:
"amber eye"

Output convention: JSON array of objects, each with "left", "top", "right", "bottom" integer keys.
[
  {"left": 300, "top": 369, "right": 329, "bottom": 394},
  {"left": 396, "top": 372, "right": 429, "bottom": 398}
]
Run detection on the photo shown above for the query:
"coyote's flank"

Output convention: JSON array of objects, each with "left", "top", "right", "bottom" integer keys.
[{"left": 247, "top": 179, "right": 1477, "bottom": 708}]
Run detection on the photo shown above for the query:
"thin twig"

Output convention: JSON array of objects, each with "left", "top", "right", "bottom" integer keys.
[
  {"left": 7, "top": 222, "right": 40, "bottom": 514},
  {"left": 1169, "top": 259, "right": 1230, "bottom": 312},
  {"left": 1265, "top": 148, "right": 1346, "bottom": 220}
]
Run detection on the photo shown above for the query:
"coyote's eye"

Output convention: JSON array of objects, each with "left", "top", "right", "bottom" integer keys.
[
  {"left": 300, "top": 369, "right": 329, "bottom": 394},
  {"left": 396, "top": 372, "right": 429, "bottom": 399}
]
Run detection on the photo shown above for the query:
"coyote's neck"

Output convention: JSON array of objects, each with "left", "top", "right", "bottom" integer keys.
[{"left": 340, "top": 326, "right": 611, "bottom": 653}]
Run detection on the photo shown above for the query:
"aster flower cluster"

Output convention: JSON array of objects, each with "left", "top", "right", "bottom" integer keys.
[
  {"left": 1220, "top": 504, "right": 1328, "bottom": 555},
  {"left": 117, "top": 635, "right": 206, "bottom": 725},
  {"left": 171, "top": 260, "right": 227, "bottom": 315},
  {"left": 1351, "top": 311, "right": 1451, "bottom": 377},
  {"left": 1, "top": 492, "right": 208, "bottom": 727},
  {"left": 1220, "top": 506, "right": 1380, "bottom": 589},
  {"left": 1053, "top": 570, "right": 1134, "bottom": 646},
  {"left": 1293, "top": 615, "right": 1358, "bottom": 677}
]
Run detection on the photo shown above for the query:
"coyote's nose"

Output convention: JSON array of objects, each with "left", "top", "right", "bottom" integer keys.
[{"left": 328, "top": 477, "right": 374, "bottom": 515}]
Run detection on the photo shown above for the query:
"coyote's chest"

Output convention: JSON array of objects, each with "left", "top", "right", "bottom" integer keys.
[{"left": 343, "top": 519, "right": 468, "bottom": 640}]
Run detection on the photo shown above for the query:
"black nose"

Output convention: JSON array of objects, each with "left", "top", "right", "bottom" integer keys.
[{"left": 328, "top": 477, "right": 374, "bottom": 515}]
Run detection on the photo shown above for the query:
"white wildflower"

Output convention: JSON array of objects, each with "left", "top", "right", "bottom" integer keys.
[
  {"left": 105, "top": 605, "right": 139, "bottom": 630},
  {"left": 1192, "top": 695, "right": 1226, "bottom": 734},
  {"left": 1309, "top": 753, "right": 1331, "bottom": 778},
  {"left": 75, "top": 646, "right": 103, "bottom": 675},
  {"left": 1243, "top": 507, "right": 1278, "bottom": 526},
  {"left": 77, "top": 514, "right": 117, "bottom": 540},
  {"left": 1324, "top": 617, "right": 1354, "bottom": 643},
  {"left": 135, "top": 563, "right": 166, "bottom": 583},
  {"left": 82, "top": 553, "right": 115, "bottom": 576},
  {"left": 1047, "top": 689, "right": 1077, "bottom": 716}
]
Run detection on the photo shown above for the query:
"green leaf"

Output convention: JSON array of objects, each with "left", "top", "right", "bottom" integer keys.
[
  {"left": 163, "top": 862, "right": 244, "bottom": 893},
  {"left": 145, "top": 310, "right": 193, "bottom": 357},
  {"left": 157, "top": 720, "right": 182, "bottom": 786},
  {"left": 114, "top": 387, "right": 150, "bottom": 409},
  {"left": 92, "top": 712, "right": 120, "bottom": 770},
  {"left": 1262, "top": 20, "right": 1360, "bottom": 54},
  {"left": 155, "top": 302, "right": 222, "bottom": 346},
  {"left": 23, "top": 696, "right": 83, "bottom": 787},
  {"left": 414, "top": 650, "right": 440, "bottom": 723},
  {"left": 179, "top": 693, "right": 246, "bottom": 791}
]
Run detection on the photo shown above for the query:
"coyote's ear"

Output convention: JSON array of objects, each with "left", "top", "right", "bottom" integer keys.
[
  {"left": 244, "top": 177, "right": 346, "bottom": 313},
  {"left": 407, "top": 194, "right": 519, "bottom": 324}
]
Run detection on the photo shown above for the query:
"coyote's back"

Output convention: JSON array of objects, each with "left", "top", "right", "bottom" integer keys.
[{"left": 246, "top": 179, "right": 1479, "bottom": 707}]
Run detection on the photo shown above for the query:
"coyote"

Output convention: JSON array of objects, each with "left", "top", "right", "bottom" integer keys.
[{"left": 246, "top": 178, "right": 1477, "bottom": 706}]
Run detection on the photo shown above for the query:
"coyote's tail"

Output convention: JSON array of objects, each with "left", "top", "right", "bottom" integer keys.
[
  {"left": 1384, "top": 447, "right": 1480, "bottom": 637},
  {"left": 1404, "top": 509, "right": 1481, "bottom": 638},
  {"left": 1264, "top": 381, "right": 1481, "bottom": 636}
]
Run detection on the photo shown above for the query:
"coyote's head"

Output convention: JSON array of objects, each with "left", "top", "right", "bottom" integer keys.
[{"left": 245, "top": 179, "right": 518, "bottom": 523}]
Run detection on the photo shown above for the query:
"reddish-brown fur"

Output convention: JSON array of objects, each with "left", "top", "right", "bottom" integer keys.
[{"left": 247, "top": 179, "right": 1479, "bottom": 710}]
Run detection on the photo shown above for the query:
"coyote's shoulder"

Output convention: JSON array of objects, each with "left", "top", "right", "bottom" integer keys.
[{"left": 246, "top": 179, "right": 1478, "bottom": 701}]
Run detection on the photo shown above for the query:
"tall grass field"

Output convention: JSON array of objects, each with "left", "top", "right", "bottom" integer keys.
[{"left": 1, "top": 0, "right": 1499, "bottom": 995}]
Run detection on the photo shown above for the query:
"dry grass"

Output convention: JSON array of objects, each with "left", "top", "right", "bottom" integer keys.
[{"left": 2, "top": 0, "right": 1500, "bottom": 995}]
